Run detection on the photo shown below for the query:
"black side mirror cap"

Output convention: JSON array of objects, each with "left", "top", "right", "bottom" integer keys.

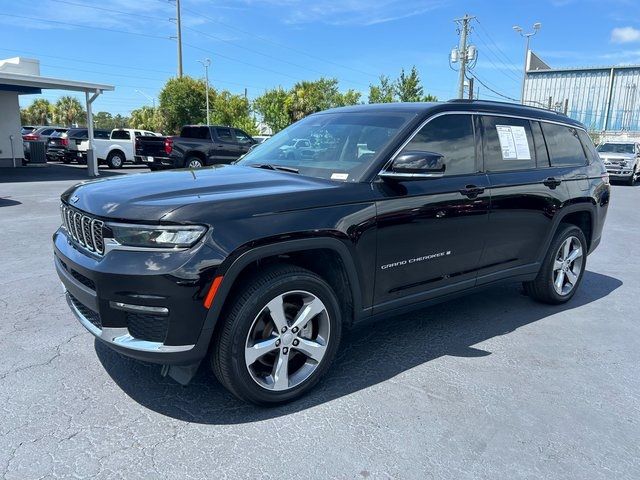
[{"left": 380, "top": 150, "right": 446, "bottom": 181}]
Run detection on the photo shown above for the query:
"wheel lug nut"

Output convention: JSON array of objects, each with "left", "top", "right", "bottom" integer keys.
[
  {"left": 292, "top": 327, "right": 299, "bottom": 333},
  {"left": 282, "top": 347, "right": 288, "bottom": 355},
  {"left": 293, "top": 339, "right": 299, "bottom": 346},
  {"left": 275, "top": 339, "right": 281, "bottom": 347},
  {"left": 281, "top": 326, "right": 287, "bottom": 333}
]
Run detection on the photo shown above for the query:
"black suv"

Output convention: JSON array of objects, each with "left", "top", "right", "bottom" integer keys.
[{"left": 54, "top": 101, "right": 610, "bottom": 405}]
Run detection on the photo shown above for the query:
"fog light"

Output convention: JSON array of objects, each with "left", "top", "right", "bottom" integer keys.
[{"left": 109, "top": 301, "right": 169, "bottom": 316}]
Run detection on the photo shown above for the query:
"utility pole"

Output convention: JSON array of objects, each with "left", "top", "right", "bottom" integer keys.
[
  {"left": 468, "top": 77, "right": 474, "bottom": 100},
  {"left": 176, "top": 0, "right": 183, "bottom": 77},
  {"left": 513, "top": 22, "right": 541, "bottom": 104},
  {"left": 198, "top": 58, "right": 211, "bottom": 125},
  {"left": 454, "top": 14, "right": 475, "bottom": 99}
]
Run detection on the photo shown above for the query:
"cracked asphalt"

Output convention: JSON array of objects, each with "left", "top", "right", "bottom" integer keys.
[{"left": 1, "top": 164, "right": 639, "bottom": 479}]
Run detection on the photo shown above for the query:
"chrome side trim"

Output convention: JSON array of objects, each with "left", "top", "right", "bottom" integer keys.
[
  {"left": 66, "top": 292, "right": 194, "bottom": 353},
  {"left": 379, "top": 110, "right": 590, "bottom": 175},
  {"left": 109, "top": 301, "right": 169, "bottom": 316}
]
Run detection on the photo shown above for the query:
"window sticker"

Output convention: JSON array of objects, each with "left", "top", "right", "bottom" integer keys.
[
  {"left": 331, "top": 173, "right": 349, "bottom": 181},
  {"left": 496, "top": 125, "right": 531, "bottom": 160}
]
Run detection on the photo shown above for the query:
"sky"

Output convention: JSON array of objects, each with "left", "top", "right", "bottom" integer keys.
[{"left": 2, "top": 0, "right": 640, "bottom": 117}]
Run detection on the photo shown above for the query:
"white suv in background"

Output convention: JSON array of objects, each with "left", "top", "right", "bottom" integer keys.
[{"left": 597, "top": 141, "right": 640, "bottom": 185}]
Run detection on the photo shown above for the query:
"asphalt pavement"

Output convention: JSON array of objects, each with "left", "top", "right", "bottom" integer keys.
[{"left": 0, "top": 164, "right": 638, "bottom": 479}]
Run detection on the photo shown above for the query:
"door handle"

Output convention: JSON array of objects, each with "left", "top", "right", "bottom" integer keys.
[
  {"left": 459, "top": 185, "right": 485, "bottom": 198},
  {"left": 543, "top": 177, "right": 562, "bottom": 189}
]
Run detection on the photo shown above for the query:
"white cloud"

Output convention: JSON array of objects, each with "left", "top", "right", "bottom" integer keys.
[
  {"left": 233, "top": 0, "right": 447, "bottom": 26},
  {"left": 611, "top": 26, "right": 640, "bottom": 44}
]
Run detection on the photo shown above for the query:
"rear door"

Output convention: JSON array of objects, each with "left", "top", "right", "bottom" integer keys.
[
  {"left": 211, "top": 127, "right": 237, "bottom": 163},
  {"left": 541, "top": 122, "right": 590, "bottom": 193},
  {"left": 373, "top": 113, "right": 491, "bottom": 310},
  {"left": 233, "top": 129, "right": 255, "bottom": 156},
  {"left": 478, "top": 116, "right": 571, "bottom": 284}
]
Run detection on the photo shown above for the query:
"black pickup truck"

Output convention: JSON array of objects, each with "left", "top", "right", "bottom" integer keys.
[{"left": 135, "top": 125, "right": 257, "bottom": 170}]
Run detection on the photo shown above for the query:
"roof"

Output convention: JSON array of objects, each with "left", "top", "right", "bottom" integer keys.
[
  {"left": 0, "top": 71, "right": 114, "bottom": 94},
  {"left": 320, "top": 100, "right": 583, "bottom": 128}
]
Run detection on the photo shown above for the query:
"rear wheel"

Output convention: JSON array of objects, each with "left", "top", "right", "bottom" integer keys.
[
  {"left": 185, "top": 157, "right": 203, "bottom": 168},
  {"left": 211, "top": 265, "right": 342, "bottom": 405},
  {"left": 524, "top": 224, "right": 587, "bottom": 304},
  {"left": 106, "top": 151, "right": 124, "bottom": 169}
]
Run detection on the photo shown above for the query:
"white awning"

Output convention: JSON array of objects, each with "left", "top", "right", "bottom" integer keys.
[{"left": 0, "top": 71, "right": 114, "bottom": 93}]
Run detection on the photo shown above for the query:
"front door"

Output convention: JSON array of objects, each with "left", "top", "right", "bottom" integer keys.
[
  {"left": 212, "top": 127, "right": 238, "bottom": 163},
  {"left": 373, "top": 113, "right": 490, "bottom": 312}
]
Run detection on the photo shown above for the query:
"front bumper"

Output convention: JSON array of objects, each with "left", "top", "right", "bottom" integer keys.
[
  {"left": 605, "top": 166, "right": 634, "bottom": 178},
  {"left": 54, "top": 228, "right": 222, "bottom": 365}
]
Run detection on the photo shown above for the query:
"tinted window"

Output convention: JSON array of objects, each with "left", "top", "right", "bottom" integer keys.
[
  {"left": 95, "top": 130, "right": 110, "bottom": 139},
  {"left": 234, "top": 129, "right": 252, "bottom": 144},
  {"left": 531, "top": 121, "right": 550, "bottom": 167},
  {"left": 481, "top": 116, "right": 535, "bottom": 171},
  {"left": 134, "top": 131, "right": 142, "bottom": 137},
  {"left": 577, "top": 130, "right": 600, "bottom": 164},
  {"left": 181, "top": 126, "right": 210, "bottom": 139},
  {"left": 402, "top": 114, "right": 476, "bottom": 176},
  {"left": 68, "top": 129, "right": 88, "bottom": 139},
  {"left": 541, "top": 123, "right": 587, "bottom": 166},
  {"left": 596, "top": 143, "right": 635, "bottom": 154},
  {"left": 216, "top": 127, "right": 234, "bottom": 142},
  {"left": 41, "top": 129, "right": 54, "bottom": 136},
  {"left": 111, "top": 130, "right": 131, "bottom": 140}
]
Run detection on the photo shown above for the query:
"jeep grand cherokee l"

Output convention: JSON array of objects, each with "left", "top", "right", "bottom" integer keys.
[{"left": 54, "top": 100, "right": 610, "bottom": 405}]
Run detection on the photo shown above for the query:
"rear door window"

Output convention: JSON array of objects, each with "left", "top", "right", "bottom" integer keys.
[
  {"left": 531, "top": 121, "right": 550, "bottom": 168},
  {"left": 481, "top": 116, "right": 536, "bottom": 171},
  {"left": 402, "top": 114, "right": 477, "bottom": 176},
  {"left": 111, "top": 130, "right": 131, "bottom": 140},
  {"left": 234, "top": 129, "right": 253, "bottom": 144},
  {"left": 215, "top": 127, "right": 234, "bottom": 143},
  {"left": 95, "top": 130, "right": 110, "bottom": 139},
  {"left": 541, "top": 123, "right": 588, "bottom": 167},
  {"left": 576, "top": 130, "right": 600, "bottom": 164}
]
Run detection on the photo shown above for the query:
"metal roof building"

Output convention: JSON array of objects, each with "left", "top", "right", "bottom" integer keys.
[
  {"left": 523, "top": 51, "right": 640, "bottom": 133},
  {"left": 0, "top": 57, "right": 113, "bottom": 175}
]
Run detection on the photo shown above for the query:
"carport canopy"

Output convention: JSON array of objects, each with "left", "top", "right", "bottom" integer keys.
[{"left": 0, "top": 65, "right": 114, "bottom": 177}]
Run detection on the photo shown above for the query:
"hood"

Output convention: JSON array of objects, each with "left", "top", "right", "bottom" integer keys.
[{"left": 61, "top": 165, "right": 350, "bottom": 222}]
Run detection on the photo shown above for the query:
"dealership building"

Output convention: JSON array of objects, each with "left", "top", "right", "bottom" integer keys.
[{"left": 523, "top": 51, "right": 640, "bottom": 134}]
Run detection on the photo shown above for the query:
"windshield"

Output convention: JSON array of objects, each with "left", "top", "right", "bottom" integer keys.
[
  {"left": 237, "top": 112, "right": 414, "bottom": 181},
  {"left": 597, "top": 143, "right": 635, "bottom": 154}
]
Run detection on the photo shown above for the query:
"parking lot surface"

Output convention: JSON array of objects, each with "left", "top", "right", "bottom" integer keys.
[{"left": 1, "top": 165, "right": 638, "bottom": 479}]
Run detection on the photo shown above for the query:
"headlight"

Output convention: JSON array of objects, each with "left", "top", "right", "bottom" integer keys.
[{"left": 108, "top": 223, "right": 207, "bottom": 248}]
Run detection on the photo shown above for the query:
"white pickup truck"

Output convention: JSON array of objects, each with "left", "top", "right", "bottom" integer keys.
[{"left": 94, "top": 128, "right": 162, "bottom": 168}]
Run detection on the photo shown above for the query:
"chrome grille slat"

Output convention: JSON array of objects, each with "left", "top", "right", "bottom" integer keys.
[{"left": 61, "top": 205, "right": 105, "bottom": 256}]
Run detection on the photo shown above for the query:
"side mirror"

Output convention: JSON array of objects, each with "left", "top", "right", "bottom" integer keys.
[{"left": 380, "top": 151, "right": 446, "bottom": 180}]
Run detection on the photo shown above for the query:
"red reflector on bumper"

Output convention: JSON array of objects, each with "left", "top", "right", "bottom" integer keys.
[{"left": 204, "top": 276, "right": 223, "bottom": 309}]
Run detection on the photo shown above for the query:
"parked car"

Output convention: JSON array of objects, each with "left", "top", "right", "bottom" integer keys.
[
  {"left": 23, "top": 126, "right": 68, "bottom": 160},
  {"left": 135, "top": 125, "right": 256, "bottom": 170},
  {"left": 54, "top": 100, "right": 610, "bottom": 405},
  {"left": 93, "top": 128, "right": 161, "bottom": 168},
  {"left": 596, "top": 141, "right": 640, "bottom": 185},
  {"left": 64, "top": 128, "right": 111, "bottom": 164},
  {"left": 21, "top": 125, "right": 38, "bottom": 135},
  {"left": 46, "top": 131, "right": 69, "bottom": 162}
]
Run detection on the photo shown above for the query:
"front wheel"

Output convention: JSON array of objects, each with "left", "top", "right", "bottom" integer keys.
[
  {"left": 211, "top": 265, "right": 342, "bottom": 405},
  {"left": 524, "top": 224, "right": 587, "bottom": 304}
]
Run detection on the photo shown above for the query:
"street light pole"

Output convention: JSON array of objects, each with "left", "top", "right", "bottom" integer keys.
[
  {"left": 513, "top": 22, "right": 541, "bottom": 105},
  {"left": 198, "top": 58, "right": 211, "bottom": 125}
]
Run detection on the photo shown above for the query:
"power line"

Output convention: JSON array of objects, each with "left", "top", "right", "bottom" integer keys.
[
  {"left": 466, "top": 69, "right": 519, "bottom": 102},
  {"left": 177, "top": 2, "right": 379, "bottom": 78},
  {"left": 475, "top": 18, "right": 522, "bottom": 75},
  {"left": 471, "top": 30, "right": 522, "bottom": 82}
]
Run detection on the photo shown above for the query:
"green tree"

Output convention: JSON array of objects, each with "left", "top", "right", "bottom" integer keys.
[
  {"left": 423, "top": 93, "right": 438, "bottom": 102},
  {"left": 212, "top": 90, "right": 257, "bottom": 134},
  {"left": 20, "top": 108, "right": 32, "bottom": 125},
  {"left": 93, "top": 111, "right": 115, "bottom": 130},
  {"left": 287, "top": 78, "right": 346, "bottom": 122},
  {"left": 158, "top": 76, "right": 206, "bottom": 134},
  {"left": 54, "top": 96, "right": 86, "bottom": 126},
  {"left": 337, "top": 89, "right": 362, "bottom": 106},
  {"left": 26, "top": 98, "right": 54, "bottom": 125},
  {"left": 129, "top": 106, "right": 161, "bottom": 132},
  {"left": 253, "top": 87, "right": 290, "bottom": 133},
  {"left": 368, "top": 75, "right": 395, "bottom": 103},
  {"left": 113, "top": 114, "right": 129, "bottom": 129},
  {"left": 395, "top": 67, "right": 424, "bottom": 102}
]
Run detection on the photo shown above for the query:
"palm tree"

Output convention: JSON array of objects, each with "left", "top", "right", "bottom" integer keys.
[
  {"left": 27, "top": 99, "right": 53, "bottom": 125},
  {"left": 54, "top": 96, "right": 86, "bottom": 126}
]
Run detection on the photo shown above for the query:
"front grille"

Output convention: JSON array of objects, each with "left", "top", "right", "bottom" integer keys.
[
  {"left": 61, "top": 204, "right": 105, "bottom": 255},
  {"left": 126, "top": 312, "right": 169, "bottom": 343},
  {"left": 69, "top": 293, "right": 102, "bottom": 329}
]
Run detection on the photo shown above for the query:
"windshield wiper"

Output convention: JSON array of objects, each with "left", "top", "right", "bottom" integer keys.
[{"left": 250, "top": 163, "right": 299, "bottom": 174}]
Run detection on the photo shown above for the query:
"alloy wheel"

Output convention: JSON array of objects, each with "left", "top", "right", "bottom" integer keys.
[
  {"left": 552, "top": 235, "right": 584, "bottom": 296},
  {"left": 244, "top": 290, "right": 330, "bottom": 391},
  {"left": 188, "top": 159, "right": 202, "bottom": 168}
]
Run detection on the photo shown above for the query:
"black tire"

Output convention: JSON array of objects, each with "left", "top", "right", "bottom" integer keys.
[
  {"left": 148, "top": 165, "right": 161, "bottom": 171},
  {"left": 211, "top": 264, "right": 343, "bottom": 405},
  {"left": 106, "top": 151, "right": 125, "bottom": 169},
  {"left": 524, "top": 224, "right": 587, "bottom": 304},
  {"left": 627, "top": 172, "right": 636, "bottom": 186},
  {"left": 185, "top": 156, "right": 203, "bottom": 169}
]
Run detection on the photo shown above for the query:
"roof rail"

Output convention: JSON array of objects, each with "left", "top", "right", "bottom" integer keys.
[{"left": 446, "top": 98, "right": 566, "bottom": 116}]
